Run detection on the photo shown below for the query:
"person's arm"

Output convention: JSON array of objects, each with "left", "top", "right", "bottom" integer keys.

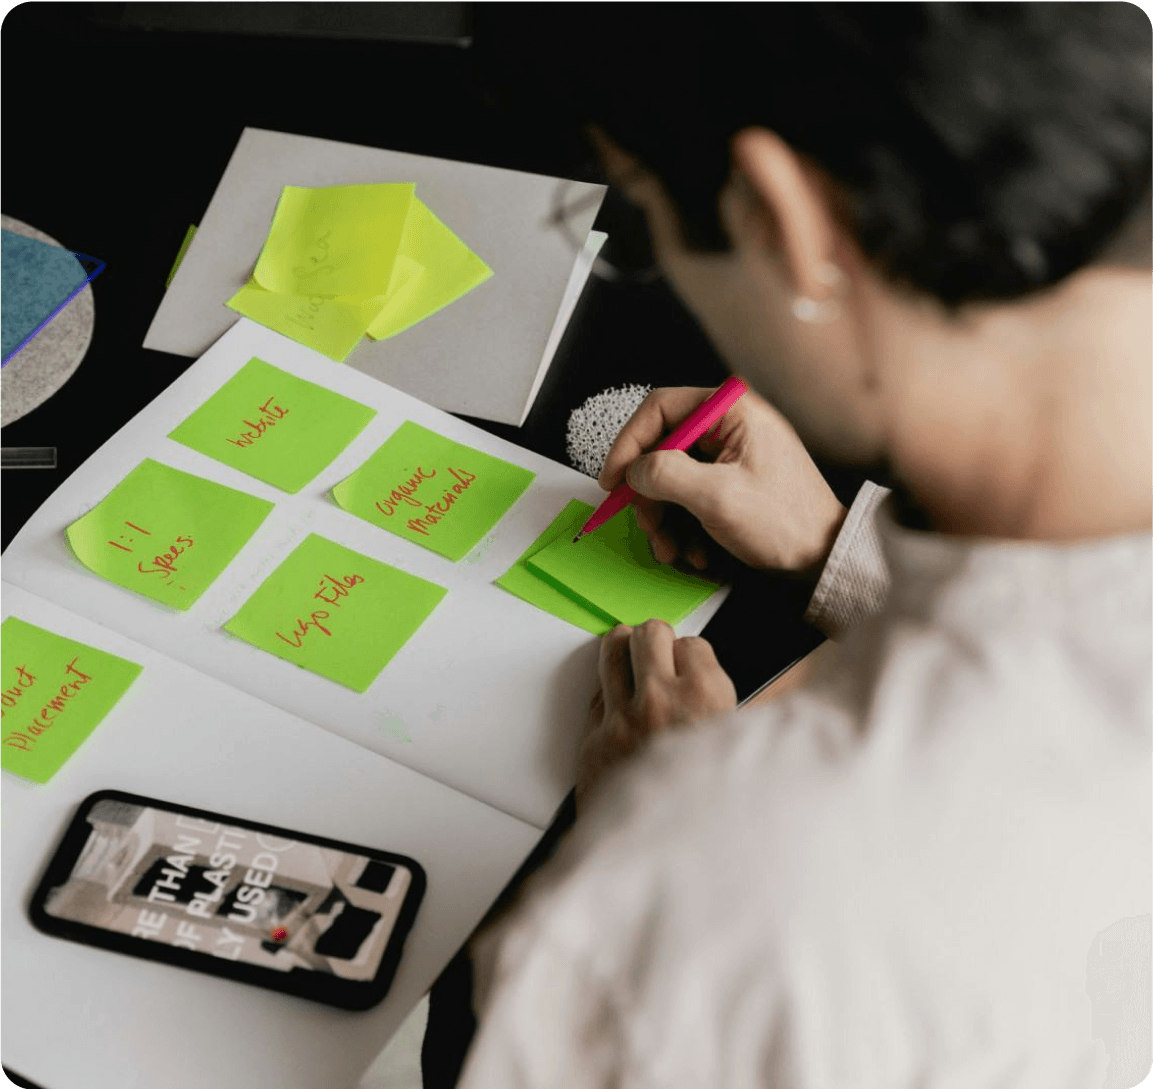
[
  {"left": 463, "top": 923, "right": 624, "bottom": 1089},
  {"left": 802, "top": 480, "right": 890, "bottom": 639},
  {"left": 462, "top": 425, "right": 892, "bottom": 1077},
  {"left": 744, "top": 480, "right": 890, "bottom": 706},
  {"left": 460, "top": 621, "right": 856, "bottom": 1088},
  {"left": 717, "top": 481, "right": 890, "bottom": 717}
]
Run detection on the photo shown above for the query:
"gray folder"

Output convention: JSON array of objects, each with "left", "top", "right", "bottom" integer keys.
[{"left": 145, "top": 127, "right": 605, "bottom": 424}]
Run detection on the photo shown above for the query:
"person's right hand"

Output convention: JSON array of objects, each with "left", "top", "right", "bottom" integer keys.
[{"left": 599, "top": 384, "right": 848, "bottom": 576}]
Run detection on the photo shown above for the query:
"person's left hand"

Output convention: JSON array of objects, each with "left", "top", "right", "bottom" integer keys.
[{"left": 576, "top": 620, "right": 737, "bottom": 809}]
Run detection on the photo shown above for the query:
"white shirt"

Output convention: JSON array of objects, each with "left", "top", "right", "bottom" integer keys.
[{"left": 458, "top": 488, "right": 1152, "bottom": 1089}]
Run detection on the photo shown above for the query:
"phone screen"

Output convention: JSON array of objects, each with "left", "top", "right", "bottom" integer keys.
[{"left": 30, "top": 791, "right": 425, "bottom": 1009}]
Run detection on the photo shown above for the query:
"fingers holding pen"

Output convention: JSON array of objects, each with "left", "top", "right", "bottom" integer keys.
[
  {"left": 598, "top": 386, "right": 721, "bottom": 491},
  {"left": 632, "top": 498, "right": 679, "bottom": 566}
]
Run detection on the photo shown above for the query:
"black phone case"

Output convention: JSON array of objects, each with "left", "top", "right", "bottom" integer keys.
[{"left": 28, "top": 789, "right": 426, "bottom": 1010}]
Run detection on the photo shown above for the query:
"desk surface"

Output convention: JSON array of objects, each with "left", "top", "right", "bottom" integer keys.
[{"left": 0, "top": 5, "right": 862, "bottom": 695}]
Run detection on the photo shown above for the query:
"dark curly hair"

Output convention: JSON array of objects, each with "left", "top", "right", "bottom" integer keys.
[{"left": 482, "top": 3, "right": 1151, "bottom": 306}]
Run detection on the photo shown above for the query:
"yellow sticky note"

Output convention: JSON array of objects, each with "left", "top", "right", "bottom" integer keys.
[
  {"left": 227, "top": 184, "right": 414, "bottom": 362},
  {"left": 254, "top": 184, "right": 413, "bottom": 296},
  {"left": 227, "top": 284, "right": 386, "bottom": 362},
  {"left": 367, "top": 198, "right": 493, "bottom": 341},
  {"left": 228, "top": 184, "right": 492, "bottom": 361}
]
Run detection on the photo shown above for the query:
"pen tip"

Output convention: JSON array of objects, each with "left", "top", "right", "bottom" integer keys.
[{"left": 571, "top": 534, "right": 583, "bottom": 544}]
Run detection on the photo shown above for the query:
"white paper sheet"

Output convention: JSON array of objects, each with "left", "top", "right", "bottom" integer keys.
[
  {"left": 144, "top": 128, "right": 606, "bottom": 425},
  {"left": 520, "top": 229, "right": 607, "bottom": 425},
  {"left": 0, "top": 584, "right": 541, "bottom": 1089},
  {"left": 3, "top": 319, "right": 728, "bottom": 829}
]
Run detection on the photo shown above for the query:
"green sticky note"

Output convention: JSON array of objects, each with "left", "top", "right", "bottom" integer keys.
[
  {"left": 166, "top": 223, "right": 197, "bottom": 288},
  {"left": 526, "top": 505, "right": 719, "bottom": 627},
  {"left": 366, "top": 198, "right": 493, "bottom": 341},
  {"left": 167, "top": 357, "right": 377, "bottom": 493},
  {"left": 1, "top": 617, "right": 142, "bottom": 783},
  {"left": 227, "top": 183, "right": 414, "bottom": 362},
  {"left": 223, "top": 533, "right": 446, "bottom": 692},
  {"left": 495, "top": 500, "right": 615, "bottom": 636},
  {"left": 65, "top": 459, "right": 274, "bottom": 610},
  {"left": 331, "top": 421, "right": 535, "bottom": 561}
]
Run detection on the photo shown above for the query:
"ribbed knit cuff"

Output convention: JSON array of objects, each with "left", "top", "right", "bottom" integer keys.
[{"left": 804, "top": 482, "right": 891, "bottom": 640}]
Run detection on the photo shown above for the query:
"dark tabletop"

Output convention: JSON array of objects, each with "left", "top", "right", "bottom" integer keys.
[{"left": 1, "top": 4, "right": 868, "bottom": 699}]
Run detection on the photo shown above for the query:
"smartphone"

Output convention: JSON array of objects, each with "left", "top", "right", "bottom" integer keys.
[{"left": 29, "top": 790, "right": 425, "bottom": 1010}]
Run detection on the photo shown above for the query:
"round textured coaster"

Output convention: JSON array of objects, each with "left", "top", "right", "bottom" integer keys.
[{"left": 1, "top": 214, "right": 96, "bottom": 427}]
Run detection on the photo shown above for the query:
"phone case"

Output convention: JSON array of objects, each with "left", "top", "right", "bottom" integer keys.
[{"left": 28, "top": 789, "right": 425, "bottom": 1010}]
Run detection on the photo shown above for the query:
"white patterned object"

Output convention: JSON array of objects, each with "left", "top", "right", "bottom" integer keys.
[{"left": 565, "top": 383, "right": 653, "bottom": 479}]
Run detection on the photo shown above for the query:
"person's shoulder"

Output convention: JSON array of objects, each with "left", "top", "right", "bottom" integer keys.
[
  {"left": 515, "top": 530, "right": 1152, "bottom": 929},
  {"left": 496, "top": 691, "right": 923, "bottom": 1041},
  {"left": 560, "top": 582, "right": 1148, "bottom": 913}
]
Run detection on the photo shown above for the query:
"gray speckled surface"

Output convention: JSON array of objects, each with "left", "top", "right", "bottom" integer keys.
[{"left": 1, "top": 214, "right": 96, "bottom": 427}]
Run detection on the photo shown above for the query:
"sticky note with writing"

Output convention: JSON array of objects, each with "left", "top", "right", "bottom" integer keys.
[
  {"left": 331, "top": 421, "right": 535, "bottom": 561},
  {"left": 526, "top": 505, "right": 719, "bottom": 627},
  {"left": 253, "top": 184, "right": 414, "bottom": 297},
  {"left": 65, "top": 459, "right": 274, "bottom": 610},
  {"left": 227, "top": 284, "right": 385, "bottom": 363},
  {"left": 167, "top": 357, "right": 376, "bottom": 493},
  {"left": 1, "top": 617, "right": 142, "bottom": 783},
  {"left": 223, "top": 533, "right": 446, "bottom": 692},
  {"left": 227, "top": 183, "right": 414, "bottom": 362},
  {"left": 495, "top": 500, "right": 615, "bottom": 636}
]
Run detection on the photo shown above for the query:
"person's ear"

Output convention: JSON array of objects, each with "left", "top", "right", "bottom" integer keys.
[{"left": 727, "top": 128, "right": 845, "bottom": 301}]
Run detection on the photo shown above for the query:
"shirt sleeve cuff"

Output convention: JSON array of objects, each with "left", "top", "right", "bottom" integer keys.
[{"left": 803, "top": 481, "right": 891, "bottom": 640}]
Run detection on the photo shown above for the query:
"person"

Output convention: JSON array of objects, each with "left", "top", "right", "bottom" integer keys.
[{"left": 456, "top": 5, "right": 1151, "bottom": 1087}]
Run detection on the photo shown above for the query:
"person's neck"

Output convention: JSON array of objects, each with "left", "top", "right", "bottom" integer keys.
[{"left": 885, "top": 266, "right": 1151, "bottom": 542}]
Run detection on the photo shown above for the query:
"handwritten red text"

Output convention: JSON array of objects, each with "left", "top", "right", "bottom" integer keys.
[
  {"left": 275, "top": 610, "right": 333, "bottom": 646},
  {"left": 274, "top": 572, "right": 365, "bottom": 648},
  {"left": 0, "top": 664, "right": 37, "bottom": 717},
  {"left": 107, "top": 520, "right": 152, "bottom": 553},
  {"left": 312, "top": 571, "right": 365, "bottom": 606},
  {"left": 3, "top": 657, "right": 94, "bottom": 752},
  {"left": 226, "top": 397, "right": 290, "bottom": 448},
  {"left": 375, "top": 467, "right": 437, "bottom": 517},
  {"left": 406, "top": 467, "right": 478, "bottom": 536},
  {"left": 137, "top": 535, "right": 195, "bottom": 582}
]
